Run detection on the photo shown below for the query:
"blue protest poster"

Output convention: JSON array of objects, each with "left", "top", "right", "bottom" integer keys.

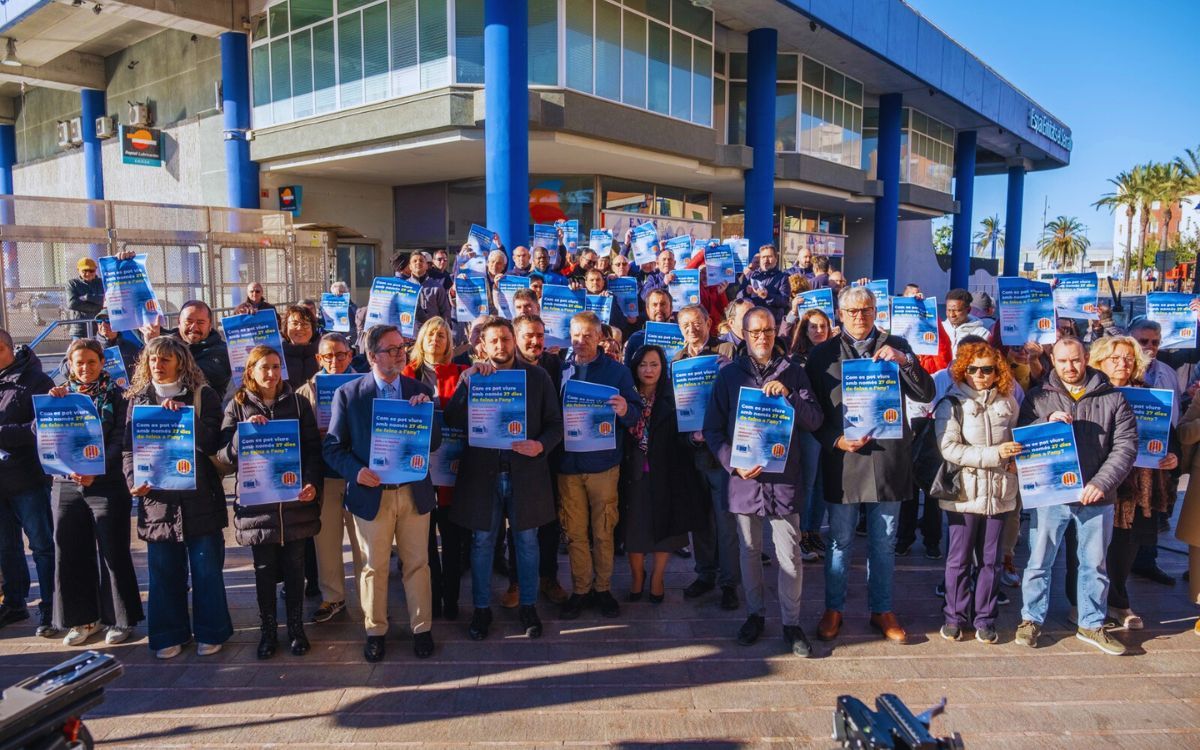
[
  {"left": 540, "top": 284, "right": 585, "bottom": 348},
  {"left": 645, "top": 321, "right": 685, "bottom": 359},
  {"left": 395, "top": 278, "right": 422, "bottom": 337},
  {"left": 98, "top": 254, "right": 160, "bottom": 332},
  {"left": 320, "top": 293, "right": 351, "bottom": 333},
  {"left": 562, "top": 380, "right": 618, "bottom": 452},
  {"left": 365, "top": 276, "right": 402, "bottom": 330},
  {"left": 890, "top": 296, "right": 939, "bottom": 356},
  {"left": 429, "top": 410, "right": 465, "bottom": 488},
  {"left": 608, "top": 277, "right": 639, "bottom": 318},
  {"left": 668, "top": 269, "right": 701, "bottom": 311},
  {"left": 730, "top": 387, "right": 795, "bottom": 472},
  {"left": 454, "top": 270, "right": 489, "bottom": 322},
  {"left": 237, "top": 419, "right": 304, "bottom": 506},
  {"left": 496, "top": 275, "right": 532, "bottom": 319},
  {"left": 221, "top": 309, "right": 290, "bottom": 382},
  {"left": 131, "top": 405, "right": 197, "bottom": 490},
  {"left": 1146, "top": 292, "right": 1199, "bottom": 350},
  {"left": 33, "top": 394, "right": 106, "bottom": 477},
  {"left": 467, "top": 224, "right": 495, "bottom": 255},
  {"left": 555, "top": 219, "right": 580, "bottom": 247},
  {"left": 468, "top": 369, "right": 527, "bottom": 449},
  {"left": 585, "top": 294, "right": 613, "bottom": 321},
  {"left": 840, "top": 359, "right": 904, "bottom": 440},
  {"left": 998, "top": 277, "right": 1055, "bottom": 346},
  {"left": 704, "top": 244, "right": 736, "bottom": 287},
  {"left": 1011, "top": 421, "right": 1084, "bottom": 508},
  {"left": 795, "top": 288, "right": 835, "bottom": 319},
  {"left": 866, "top": 279, "right": 891, "bottom": 330},
  {"left": 368, "top": 400, "right": 434, "bottom": 484},
  {"left": 315, "top": 372, "right": 366, "bottom": 431},
  {"left": 671, "top": 355, "right": 719, "bottom": 433},
  {"left": 630, "top": 221, "right": 659, "bottom": 266},
  {"left": 532, "top": 224, "right": 561, "bottom": 265},
  {"left": 589, "top": 229, "right": 614, "bottom": 256},
  {"left": 1053, "top": 272, "right": 1099, "bottom": 320},
  {"left": 730, "top": 239, "right": 750, "bottom": 274},
  {"left": 1119, "top": 387, "right": 1173, "bottom": 469},
  {"left": 102, "top": 346, "right": 130, "bottom": 388},
  {"left": 665, "top": 235, "right": 693, "bottom": 264}
]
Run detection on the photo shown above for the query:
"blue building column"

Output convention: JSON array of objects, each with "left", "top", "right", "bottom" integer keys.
[
  {"left": 1, "top": 123, "right": 16, "bottom": 297},
  {"left": 950, "top": 130, "right": 977, "bottom": 291},
  {"left": 1003, "top": 160, "right": 1027, "bottom": 277},
  {"left": 484, "top": 0, "right": 529, "bottom": 255},
  {"left": 221, "top": 31, "right": 260, "bottom": 305},
  {"left": 872, "top": 93, "right": 903, "bottom": 286},
  {"left": 80, "top": 89, "right": 107, "bottom": 260},
  {"left": 744, "top": 28, "right": 777, "bottom": 253}
]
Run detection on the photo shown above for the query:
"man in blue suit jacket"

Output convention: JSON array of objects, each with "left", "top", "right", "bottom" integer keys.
[{"left": 323, "top": 324, "right": 441, "bottom": 663}]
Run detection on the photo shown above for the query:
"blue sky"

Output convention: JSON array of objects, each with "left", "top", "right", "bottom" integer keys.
[{"left": 906, "top": 0, "right": 1200, "bottom": 262}]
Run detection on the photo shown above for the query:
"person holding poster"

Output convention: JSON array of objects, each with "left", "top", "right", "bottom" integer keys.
[
  {"left": 140, "top": 300, "right": 232, "bottom": 400},
  {"left": 1015, "top": 337, "right": 1137, "bottom": 655},
  {"left": 39, "top": 339, "right": 142, "bottom": 647},
  {"left": 558, "top": 312, "right": 643, "bottom": 620},
  {"left": 806, "top": 285, "right": 935, "bottom": 646},
  {"left": 66, "top": 257, "right": 106, "bottom": 339},
  {"left": 296, "top": 333, "right": 365, "bottom": 625},
  {"left": 216, "top": 346, "right": 322, "bottom": 660},
  {"left": 396, "top": 252, "right": 453, "bottom": 333},
  {"left": 932, "top": 342, "right": 1022, "bottom": 644},
  {"left": 322, "top": 324, "right": 440, "bottom": 663},
  {"left": 736, "top": 245, "right": 790, "bottom": 323},
  {"left": 638, "top": 247, "right": 677, "bottom": 301},
  {"left": 121, "top": 335, "right": 231, "bottom": 660},
  {"left": 702, "top": 307, "right": 823, "bottom": 656},
  {"left": 445, "top": 317, "right": 562, "bottom": 640},
  {"left": 623, "top": 289, "right": 675, "bottom": 366}
]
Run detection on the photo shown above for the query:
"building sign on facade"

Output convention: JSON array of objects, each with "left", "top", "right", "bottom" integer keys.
[
  {"left": 1028, "top": 108, "right": 1073, "bottom": 152},
  {"left": 120, "top": 125, "right": 162, "bottom": 167},
  {"left": 279, "top": 186, "right": 303, "bottom": 216}
]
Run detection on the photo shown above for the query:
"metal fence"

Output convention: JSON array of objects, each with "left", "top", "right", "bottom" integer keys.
[{"left": 0, "top": 195, "right": 330, "bottom": 353}]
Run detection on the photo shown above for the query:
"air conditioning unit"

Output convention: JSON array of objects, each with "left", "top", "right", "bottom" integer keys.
[
  {"left": 127, "top": 101, "right": 151, "bottom": 127},
  {"left": 68, "top": 117, "right": 83, "bottom": 145},
  {"left": 56, "top": 121, "right": 72, "bottom": 149},
  {"left": 95, "top": 116, "right": 116, "bottom": 140}
]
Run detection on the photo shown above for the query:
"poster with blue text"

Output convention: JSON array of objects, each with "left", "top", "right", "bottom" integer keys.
[
  {"left": 430, "top": 410, "right": 465, "bottom": 488},
  {"left": 998, "top": 277, "right": 1055, "bottom": 346},
  {"left": 608, "top": 277, "right": 639, "bottom": 318},
  {"left": 131, "top": 405, "right": 196, "bottom": 490},
  {"left": 866, "top": 279, "right": 891, "bottom": 330},
  {"left": 320, "top": 293, "right": 351, "bottom": 332},
  {"left": 730, "top": 387, "right": 795, "bottom": 473},
  {"left": 98, "top": 254, "right": 160, "bottom": 332},
  {"left": 630, "top": 221, "right": 659, "bottom": 266},
  {"left": 369, "top": 400, "right": 433, "bottom": 484},
  {"left": 33, "top": 394, "right": 105, "bottom": 477},
  {"left": 1011, "top": 421, "right": 1084, "bottom": 508},
  {"left": 671, "top": 355, "right": 719, "bottom": 432},
  {"left": 841, "top": 359, "right": 903, "bottom": 440},
  {"left": 221, "top": 309, "right": 289, "bottom": 382},
  {"left": 795, "top": 288, "right": 835, "bottom": 319},
  {"left": 496, "top": 275, "right": 531, "bottom": 319},
  {"left": 562, "top": 380, "right": 617, "bottom": 453},
  {"left": 555, "top": 219, "right": 580, "bottom": 247},
  {"left": 540, "top": 284, "right": 585, "bottom": 348},
  {"left": 468, "top": 369, "right": 527, "bottom": 449},
  {"left": 103, "top": 346, "right": 129, "bottom": 388},
  {"left": 466, "top": 224, "right": 495, "bottom": 255},
  {"left": 704, "top": 244, "right": 736, "bottom": 287},
  {"left": 237, "top": 419, "right": 304, "bottom": 506},
  {"left": 1053, "top": 272, "right": 1098, "bottom": 320},
  {"left": 645, "top": 321, "right": 685, "bottom": 359},
  {"left": 730, "top": 239, "right": 750, "bottom": 274},
  {"left": 890, "top": 297, "right": 939, "bottom": 356},
  {"left": 365, "top": 277, "right": 402, "bottom": 330},
  {"left": 394, "top": 277, "right": 422, "bottom": 337},
  {"left": 532, "top": 224, "right": 561, "bottom": 266},
  {"left": 585, "top": 294, "right": 613, "bottom": 322},
  {"left": 315, "top": 373, "right": 365, "bottom": 431},
  {"left": 1146, "top": 292, "right": 1199, "bottom": 349},
  {"left": 1119, "top": 387, "right": 1173, "bottom": 469},
  {"left": 668, "top": 269, "right": 701, "bottom": 311},
  {"left": 665, "top": 235, "right": 693, "bottom": 264},
  {"left": 454, "top": 270, "right": 489, "bottom": 322},
  {"left": 589, "top": 229, "right": 613, "bottom": 257}
]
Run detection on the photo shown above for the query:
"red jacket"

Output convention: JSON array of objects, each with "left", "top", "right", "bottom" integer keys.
[{"left": 403, "top": 360, "right": 468, "bottom": 507}]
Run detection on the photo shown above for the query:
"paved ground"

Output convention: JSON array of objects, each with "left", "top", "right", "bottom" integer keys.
[{"left": 1, "top": 502, "right": 1198, "bottom": 749}]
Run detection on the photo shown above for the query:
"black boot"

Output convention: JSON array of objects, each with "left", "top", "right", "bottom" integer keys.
[
  {"left": 287, "top": 602, "right": 310, "bottom": 656},
  {"left": 257, "top": 613, "right": 278, "bottom": 660}
]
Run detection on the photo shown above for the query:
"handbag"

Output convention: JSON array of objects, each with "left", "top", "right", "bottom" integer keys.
[{"left": 925, "top": 397, "right": 964, "bottom": 502}]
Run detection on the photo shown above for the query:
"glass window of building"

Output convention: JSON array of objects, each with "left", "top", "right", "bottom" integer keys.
[
  {"left": 530, "top": 176, "right": 596, "bottom": 235},
  {"left": 798, "top": 56, "right": 863, "bottom": 167},
  {"left": 602, "top": 179, "right": 709, "bottom": 222},
  {"left": 861, "top": 107, "right": 954, "bottom": 193},
  {"left": 528, "top": 0, "right": 558, "bottom": 86}
]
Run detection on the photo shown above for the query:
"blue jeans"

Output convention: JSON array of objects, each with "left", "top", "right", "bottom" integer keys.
[
  {"left": 825, "top": 501, "right": 900, "bottom": 613},
  {"left": 471, "top": 473, "right": 538, "bottom": 608},
  {"left": 0, "top": 486, "right": 54, "bottom": 614},
  {"left": 146, "top": 533, "right": 233, "bottom": 651},
  {"left": 1021, "top": 502, "right": 1114, "bottom": 630},
  {"left": 798, "top": 432, "right": 826, "bottom": 533},
  {"left": 690, "top": 455, "right": 741, "bottom": 588}
]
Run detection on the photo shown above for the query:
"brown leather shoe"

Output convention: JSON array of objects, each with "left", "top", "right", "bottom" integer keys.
[
  {"left": 540, "top": 577, "right": 569, "bottom": 605},
  {"left": 816, "top": 609, "right": 842, "bottom": 641},
  {"left": 869, "top": 611, "right": 907, "bottom": 644},
  {"left": 500, "top": 583, "right": 520, "bottom": 608}
]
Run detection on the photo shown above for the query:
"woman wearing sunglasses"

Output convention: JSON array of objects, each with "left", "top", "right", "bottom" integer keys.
[{"left": 934, "top": 341, "right": 1022, "bottom": 644}]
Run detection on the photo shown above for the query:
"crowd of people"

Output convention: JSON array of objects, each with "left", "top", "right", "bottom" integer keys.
[{"left": 1, "top": 232, "right": 1198, "bottom": 667}]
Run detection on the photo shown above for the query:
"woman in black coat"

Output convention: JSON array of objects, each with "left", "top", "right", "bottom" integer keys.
[
  {"left": 217, "top": 345, "right": 323, "bottom": 659},
  {"left": 281, "top": 304, "right": 321, "bottom": 390},
  {"left": 622, "top": 345, "right": 709, "bottom": 602}
]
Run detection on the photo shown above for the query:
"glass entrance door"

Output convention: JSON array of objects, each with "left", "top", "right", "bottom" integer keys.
[{"left": 335, "top": 243, "right": 378, "bottom": 307}]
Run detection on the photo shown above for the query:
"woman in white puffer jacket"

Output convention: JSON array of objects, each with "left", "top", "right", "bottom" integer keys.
[{"left": 934, "top": 341, "right": 1023, "bottom": 645}]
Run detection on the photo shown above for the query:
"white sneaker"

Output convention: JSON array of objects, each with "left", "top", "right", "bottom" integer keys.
[
  {"left": 63, "top": 622, "right": 102, "bottom": 647},
  {"left": 1109, "top": 607, "right": 1143, "bottom": 630},
  {"left": 155, "top": 644, "right": 183, "bottom": 660},
  {"left": 105, "top": 626, "right": 134, "bottom": 645},
  {"left": 196, "top": 642, "right": 223, "bottom": 656}
]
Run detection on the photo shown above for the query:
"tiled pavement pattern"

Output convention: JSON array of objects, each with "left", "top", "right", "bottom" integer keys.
[{"left": 2, "top": 503, "right": 1198, "bottom": 749}]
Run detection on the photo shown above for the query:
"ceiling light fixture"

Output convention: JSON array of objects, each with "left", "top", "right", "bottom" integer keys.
[{"left": 1, "top": 38, "right": 22, "bottom": 68}]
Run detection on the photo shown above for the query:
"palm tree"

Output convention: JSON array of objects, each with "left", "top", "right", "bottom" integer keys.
[
  {"left": 1174, "top": 146, "right": 1200, "bottom": 291},
  {"left": 1093, "top": 166, "right": 1145, "bottom": 290},
  {"left": 1037, "top": 216, "right": 1091, "bottom": 271},
  {"left": 1147, "top": 162, "right": 1189, "bottom": 256},
  {"left": 973, "top": 215, "right": 1004, "bottom": 259}
]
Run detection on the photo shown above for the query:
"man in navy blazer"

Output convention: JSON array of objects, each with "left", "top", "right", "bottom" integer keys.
[{"left": 324, "top": 324, "right": 441, "bottom": 663}]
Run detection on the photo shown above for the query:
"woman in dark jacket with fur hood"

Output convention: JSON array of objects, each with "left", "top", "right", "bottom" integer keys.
[{"left": 217, "top": 345, "right": 323, "bottom": 660}]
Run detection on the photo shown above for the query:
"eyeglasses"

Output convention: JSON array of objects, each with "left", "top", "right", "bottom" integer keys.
[
  {"left": 318, "top": 352, "right": 351, "bottom": 363},
  {"left": 1135, "top": 338, "right": 1160, "bottom": 347},
  {"left": 374, "top": 346, "right": 406, "bottom": 358},
  {"left": 841, "top": 307, "right": 875, "bottom": 318},
  {"left": 965, "top": 365, "right": 996, "bottom": 375},
  {"left": 745, "top": 328, "right": 775, "bottom": 338},
  {"left": 1105, "top": 355, "right": 1136, "bottom": 365}
]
